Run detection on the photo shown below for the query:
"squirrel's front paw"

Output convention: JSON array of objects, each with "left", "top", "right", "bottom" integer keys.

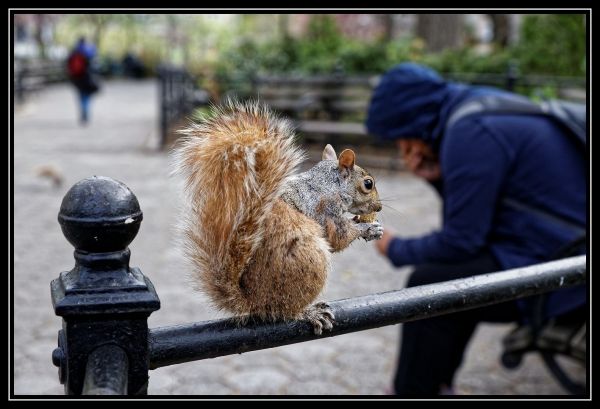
[
  {"left": 302, "top": 302, "right": 335, "bottom": 335},
  {"left": 358, "top": 222, "right": 384, "bottom": 241}
]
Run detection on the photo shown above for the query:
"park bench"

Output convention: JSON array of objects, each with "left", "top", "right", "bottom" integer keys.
[
  {"left": 252, "top": 74, "right": 378, "bottom": 146},
  {"left": 251, "top": 69, "right": 586, "bottom": 146},
  {"left": 161, "top": 68, "right": 584, "bottom": 165},
  {"left": 14, "top": 59, "right": 66, "bottom": 104},
  {"left": 249, "top": 74, "right": 405, "bottom": 169},
  {"left": 49, "top": 176, "right": 587, "bottom": 395},
  {"left": 248, "top": 70, "right": 586, "bottom": 172}
]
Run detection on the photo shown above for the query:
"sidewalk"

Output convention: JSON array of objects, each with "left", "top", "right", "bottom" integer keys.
[{"left": 13, "top": 80, "right": 583, "bottom": 395}]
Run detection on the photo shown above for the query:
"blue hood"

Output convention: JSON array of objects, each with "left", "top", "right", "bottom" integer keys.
[
  {"left": 366, "top": 63, "right": 493, "bottom": 148},
  {"left": 75, "top": 40, "right": 96, "bottom": 60}
]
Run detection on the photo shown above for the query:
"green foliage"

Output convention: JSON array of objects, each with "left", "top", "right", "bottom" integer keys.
[
  {"left": 212, "top": 15, "right": 515, "bottom": 89},
  {"left": 337, "top": 41, "right": 390, "bottom": 74},
  {"left": 213, "top": 15, "right": 346, "bottom": 93},
  {"left": 526, "top": 85, "right": 559, "bottom": 102},
  {"left": 212, "top": 38, "right": 261, "bottom": 96},
  {"left": 423, "top": 48, "right": 513, "bottom": 74},
  {"left": 214, "top": 27, "right": 427, "bottom": 86},
  {"left": 212, "top": 14, "right": 586, "bottom": 83},
  {"left": 512, "top": 14, "right": 586, "bottom": 77},
  {"left": 52, "top": 13, "right": 586, "bottom": 99},
  {"left": 298, "top": 15, "right": 343, "bottom": 73}
]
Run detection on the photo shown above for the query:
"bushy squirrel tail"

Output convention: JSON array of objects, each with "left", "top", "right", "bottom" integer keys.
[{"left": 173, "top": 100, "right": 305, "bottom": 311}]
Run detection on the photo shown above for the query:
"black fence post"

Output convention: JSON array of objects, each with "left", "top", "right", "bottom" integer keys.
[
  {"left": 506, "top": 61, "right": 520, "bottom": 92},
  {"left": 82, "top": 344, "right": 129, "bottom": 395},
  {"left": 158, "top": 66, "right": 169, "bottom": 149},
  {"left": 51, "top": 176, "right": 160, "bottom": 395},
  {"left": 156, "top": 65, "right": 210, "bottom": 150},
  {"left": 15, "top": 63, "right": 26, "bottom": 104}
]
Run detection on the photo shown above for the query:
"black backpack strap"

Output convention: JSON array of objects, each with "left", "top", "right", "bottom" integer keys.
[
  {"left": 446, "top": 94, "right": 544, "bottom": 131},
  {"left": 446, "top": 94, "right": 587, "bottom": 235},
  {"left": 540, "top": 99, "right": 587, "bottom": 146},
  {"left": 447, "top": 95, "right": 587, "bottom": 149}
]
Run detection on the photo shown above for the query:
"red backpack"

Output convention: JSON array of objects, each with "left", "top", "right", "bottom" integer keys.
[{"left": 67, "top": 51, "right": 88, "bottom": 77}]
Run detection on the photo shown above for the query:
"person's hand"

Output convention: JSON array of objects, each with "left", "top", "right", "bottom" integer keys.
[
  {"left": 374, "top": 229, "right": 395, "bottom": 257},
  {"left": 398, "top": 139, "right": 441, "bottom": 182}
]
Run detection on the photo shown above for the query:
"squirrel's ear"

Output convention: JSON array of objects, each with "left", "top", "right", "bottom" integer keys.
[
  {"left": 322, "top": 144, "right": 337, "bottom": 161},
  {"left": 338, "top": 149, "right": 355, "bottom": 174}
]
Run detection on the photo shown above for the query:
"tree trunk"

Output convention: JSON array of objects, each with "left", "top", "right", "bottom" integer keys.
[
  {"left": 124, "top": 15, "right": 138, "bottom": 51},
  {"left": 416, "top": 14, "right": 464, "bottom": 52},
  {"left": 90, "top": 15, "right": 107, "bottom": 52},
  {"left": 380, "top": 14, "right": 395, "bottom": 42},
  {"left": 166, "top": 15, "right": 179, "bottom": 64},
  {"left": 34, "top": 14, "right": 47, "bottom": 60},
  {"left": 489, "top": 14, "right": 510, "bottom": 47},
  {"left": 279, "top": 14, "right": 290, "bottom": 40}
]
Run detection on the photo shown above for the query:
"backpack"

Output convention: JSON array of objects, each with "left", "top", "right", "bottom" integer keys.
[
  {"left": 67, "top": 51, "right": 88, "bottom": 78},
  {"left": 446, "top": 94, "right": 587, "bottom": 156},
  {"left": 446, "top": 93, "right": 587, "bottom": 247}
]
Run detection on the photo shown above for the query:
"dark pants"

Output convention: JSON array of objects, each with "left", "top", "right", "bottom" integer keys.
[{"left": 393, "top": 251, "right": 522, "bottom": 396}]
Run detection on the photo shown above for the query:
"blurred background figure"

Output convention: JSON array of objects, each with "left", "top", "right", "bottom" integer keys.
[
  {"left": 66, "top": 36, "right": 100, "bottom": 124},
  {"left": 366, "top": 62, "right": 586, "bottom": 396},
  {"left": 122, "top": 52, "right": 147, "bottom": 78}
]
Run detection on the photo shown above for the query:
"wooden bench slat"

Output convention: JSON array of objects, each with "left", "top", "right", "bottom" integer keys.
[
  {"left": 252, "top": 75, "right": 378, "bottom": 141},
  {"left": 255, "top": 75, "right": 379, "bottom": 86},
  {"left": 296, "top": 120, "right": 367, "bottom": 135},
  {"left": 256, "top": 88, "right": 372, "bottom": 99}
]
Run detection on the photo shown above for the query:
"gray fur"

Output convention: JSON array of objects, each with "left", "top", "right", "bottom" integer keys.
[
  {"left": 280, "top": 158, "right": 383, "bottom": 243},
  {"left": 281, "top": 160, "right": 350, "bottom": 219}
]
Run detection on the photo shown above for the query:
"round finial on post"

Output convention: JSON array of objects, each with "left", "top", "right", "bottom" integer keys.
[
  {"left": 52, "top": 176, "right": 160, "bottom": 395},
  {"left": 58, "top": 176, "right": 143, "bottom": 253}
]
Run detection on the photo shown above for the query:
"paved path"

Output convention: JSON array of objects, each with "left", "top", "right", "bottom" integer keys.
[{"left": 13, "top": 80, "right": 584, "bottom": 396}]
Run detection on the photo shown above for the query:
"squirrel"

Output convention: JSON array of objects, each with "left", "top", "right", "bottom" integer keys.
[
  {"left": 35, "top": 164, "right": 64, "bottom": 187},
  {"left": 173, "top": 101, "right": 383, "bottom": 334}
]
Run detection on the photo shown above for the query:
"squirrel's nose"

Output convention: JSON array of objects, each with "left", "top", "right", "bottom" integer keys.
[{"left": 374, "top": 202, "right": 382, "bottom": 212}]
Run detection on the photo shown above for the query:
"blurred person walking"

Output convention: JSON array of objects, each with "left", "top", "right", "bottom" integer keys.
[{"left": 66, "top": 36, "right": 100, "bottom": 125}]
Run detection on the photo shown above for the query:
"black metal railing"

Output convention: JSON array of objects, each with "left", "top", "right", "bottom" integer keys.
[
  {"left": 82, "top": 345, "right": 129, "bottom": 395},
  {"left": 157, "top": 65, "right": 209, "bottom": 149},
  {"left": 148, "top": 257, "right": 586, "bottom": 369},
  {"left": 51, "top": 176, "right": 587, "bottom": 395}
]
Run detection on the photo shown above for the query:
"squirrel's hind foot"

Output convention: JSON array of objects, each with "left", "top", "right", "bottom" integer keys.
[{"left": 302, "top": 302, "right": 335, "bottom": 335}]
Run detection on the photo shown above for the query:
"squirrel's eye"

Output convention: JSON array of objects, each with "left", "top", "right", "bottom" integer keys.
[{"left": 363, "top": 178, "right": 373, "bottom": 190}]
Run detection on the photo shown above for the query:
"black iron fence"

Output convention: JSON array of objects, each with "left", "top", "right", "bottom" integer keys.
[
  {"left": 51, "top": 176, "right": 587, "bottom": 395},
  {"left": 157, "top": 65, "right": 209, "bottom": 149}
]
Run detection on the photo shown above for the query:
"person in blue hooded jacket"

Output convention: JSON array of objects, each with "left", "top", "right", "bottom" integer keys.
[{"left": 366, "top": 63, "right": 586, "bottom": 395}]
